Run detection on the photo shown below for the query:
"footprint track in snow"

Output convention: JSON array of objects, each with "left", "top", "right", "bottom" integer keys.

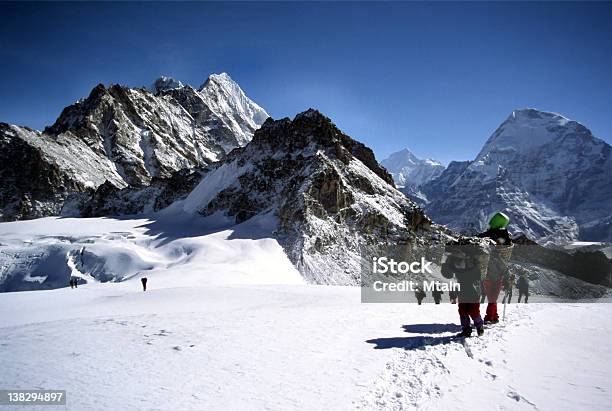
[{"left": 359, "top": 306, "right": 538, "bottom": 409}]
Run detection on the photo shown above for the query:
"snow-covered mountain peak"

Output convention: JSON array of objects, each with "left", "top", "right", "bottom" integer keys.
[
  {"left": 381, "top": 148, "right": 445, "bottom": 189},
  {"left": 201, "top": 72, "right": 233, "bottom": 87},
  {"left": 475, "top": 108, "right": 590, "bottom": 163},
  {"left": 198, "top": 72, "right": 269, "bottom": 146},
  {"left": 150, "top": 76, "right": 184, "bottom": 94},
  {"left": 422, "top": 108, "right": 612, "bottom": 243},
  {"left": 250, "top": 109, "right": 394, "bottom": 186},
  {"left": 1, "top": 73, "right": 271, "bottom": 221}
]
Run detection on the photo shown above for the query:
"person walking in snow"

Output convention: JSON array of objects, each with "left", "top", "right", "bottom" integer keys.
[
  {"left": 449, "top": 290, "right": 458, "bottom": 304},
  {"left": 478, "top": 212, "right": 513, "bottom": 324},
  {"left": 442, "top": 241, "right": 485, "bottom": 337},
  {"left": 141, "top": 277, "right": 148, "bottom": 292},
  {"left": 432, "top": 289, "right": 443, "bottom": 304},
  {"left": 502, "top": 271, "right": 515, "bottom": 304},
  {"left": 415, "top": 287, "right": 426, "bottom": 305},
  {"left": 517, "top": 275, "right": 529, "bottom": 303},
  {"left": 69, "top": 278, "right": 74, "bottom": 289},
  {"left": 73, "top": 278, "right": 78, "bottom": 288}
]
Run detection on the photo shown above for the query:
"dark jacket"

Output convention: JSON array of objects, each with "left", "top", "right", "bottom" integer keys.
[
  {"left": 441, "top": 254, "right": 482, "bottom": 303},
  {"left": 477, "top": 228, "right": 513, "bottom": 245},
  {"left": 517, "top": 276, "right": 529, "bottom": 292}
]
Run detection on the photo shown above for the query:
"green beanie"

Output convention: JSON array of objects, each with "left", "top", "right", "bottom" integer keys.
[{"left": 489, "top": 212, "right": 510, "bottom": 229}]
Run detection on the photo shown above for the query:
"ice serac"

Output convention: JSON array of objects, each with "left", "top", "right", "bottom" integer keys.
[
  {"left": 421, "top": 108, "right": 612, "bottom": 243},
  {"left": 0, "top": 73, "right": 268, "bottom": 221},
  {"left": 182, "top": 109, "right": 446, "bottom": 285}
]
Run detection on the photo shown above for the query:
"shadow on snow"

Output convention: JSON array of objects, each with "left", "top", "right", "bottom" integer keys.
[{"left": 366, "top": 323, "right": 462, "bottom": 350}]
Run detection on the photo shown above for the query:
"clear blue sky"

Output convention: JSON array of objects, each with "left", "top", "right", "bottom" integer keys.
[{"left": 1, "top": 2, "right": 611, "bottom": 164}]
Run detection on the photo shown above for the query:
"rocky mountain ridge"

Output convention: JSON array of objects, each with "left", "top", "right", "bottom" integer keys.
[
  {"left": 180, "top": 109, "right": 449, "bottom": 284},
  {"left": 0, "top": 73, "right": 268, "bottom": 220}
]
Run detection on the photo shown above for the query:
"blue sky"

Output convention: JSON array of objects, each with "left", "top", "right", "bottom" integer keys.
[{"left": 1, "top": 2, "right": 611, "bottom": 164}]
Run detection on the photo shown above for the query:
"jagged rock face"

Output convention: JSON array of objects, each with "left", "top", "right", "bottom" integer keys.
[
  {"left": 65, "top": 168, "right": 206, "bottom": 218},
  {"left": 150, "top": 76, "right": 184, "bottom": 94},
  {"left": 422, "top": 109, "right": 612, "bottom": 243},
  {"left": 0, "top": 73, "right": 268, "bottom": 221},
  {"left": 182, "top": 109, "right": 445, "bottom": 285},
  {"left": 0, "top": 125, "right": 87, "bottom": 219}
]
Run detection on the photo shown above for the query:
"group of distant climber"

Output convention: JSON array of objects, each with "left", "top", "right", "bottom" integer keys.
[
  {"left": 67, "top": 276, "right": 149, "bottom": 291},
  {"left": 429, "top": 211, "right": 531, "bottom": 338},
  {"left": 414, "top": 272, "right": 529, "bottom": 306},
  {"left": 68, "top": 278, "right": 79, "bottom": 289}
]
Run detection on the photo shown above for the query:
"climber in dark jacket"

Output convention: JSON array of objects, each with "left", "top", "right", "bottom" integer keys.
[
  {"left": 478, "top": 212, "right": 513, "bottom": 323},
  {"left": 502, "top": 272, "right": 515, "bottom": 304},
  {"left": 517, "top": 275, "right": 529, "bottom": 303},
  {"left": 415, "top": 287, "right": 426, "bottom": 305},
  {"left": 442, "top": 242, "right": 485, "bottom": 337},
  {"left": 432, "top": 289, "right": 444, "bottom": 304}
]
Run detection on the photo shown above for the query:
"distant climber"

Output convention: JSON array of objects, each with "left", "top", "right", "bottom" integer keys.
[
  {"left": 432, "top": 289, "right": 443, "bottom": 304},
  {"left": 415, "top": 287, "right": 426, "bottom": 305},
  {"left": 502, "top": 271, "right": 515, "bottom": 304},
  {"left": 517, "top": 275, "right": 529, "bottom": 303},
  {"left": 478, "top": 212, "right": 513, "bottom": 324},
  {"left": 141, "top": 277, "right": 148, "bottom": 292},
  {"left": 73, "top": 278, "right": 78, "bottom": 288},
  {"left": 449, "top": 290, "right": 458, "bottom": 304},
  {"left": 442, "top": 241, "right": 486, "bottom": 337}
]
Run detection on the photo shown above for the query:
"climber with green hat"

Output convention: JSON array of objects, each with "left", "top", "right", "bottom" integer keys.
[{"left": 477, "top": 212, "right": 513, "bottom": 324}]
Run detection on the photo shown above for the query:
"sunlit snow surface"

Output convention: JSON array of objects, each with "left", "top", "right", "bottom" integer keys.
[
  {"left": 0, "top": 284, "right": 610, "bottom": 410},
  {"left": 0, "top": 209, "right": 303, "bottom": 291}
]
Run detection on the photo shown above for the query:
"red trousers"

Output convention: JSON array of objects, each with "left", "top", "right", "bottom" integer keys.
[
  {"left": 483, "top": 278, "right": 503, "bottom": 321},
  {"left": 458, "top": 302, "right": 483, "bottom": 328}
]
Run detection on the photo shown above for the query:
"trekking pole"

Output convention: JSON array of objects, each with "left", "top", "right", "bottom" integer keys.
[{"left": 502, "top": 291, "right": 508, "bottom": 321}]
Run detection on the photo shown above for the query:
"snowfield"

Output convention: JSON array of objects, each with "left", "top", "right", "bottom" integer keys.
[
  {"left": 0, "top": 209, "right": 304, "bottom": 291},
  {"left": 0, "top": 285, "right": 610, "bottom": 410},
  {"left": 0, "top": 216, "right": 611, "bottom": 410}
]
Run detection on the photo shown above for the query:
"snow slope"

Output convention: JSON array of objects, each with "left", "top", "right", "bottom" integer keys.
[
  {"left": 0, "top": 210, "right": 303, "bottom": 292},
  {"left": 0, "top": 283, "right": 610, "bottom": 410}
]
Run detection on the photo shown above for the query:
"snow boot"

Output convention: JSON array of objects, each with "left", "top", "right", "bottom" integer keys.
[
  {"left": 458, "top": 327, "right": 472, "bottom": 338},
  {"left": 476, "top": 326, "right": 485, "bottom": 336}
]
